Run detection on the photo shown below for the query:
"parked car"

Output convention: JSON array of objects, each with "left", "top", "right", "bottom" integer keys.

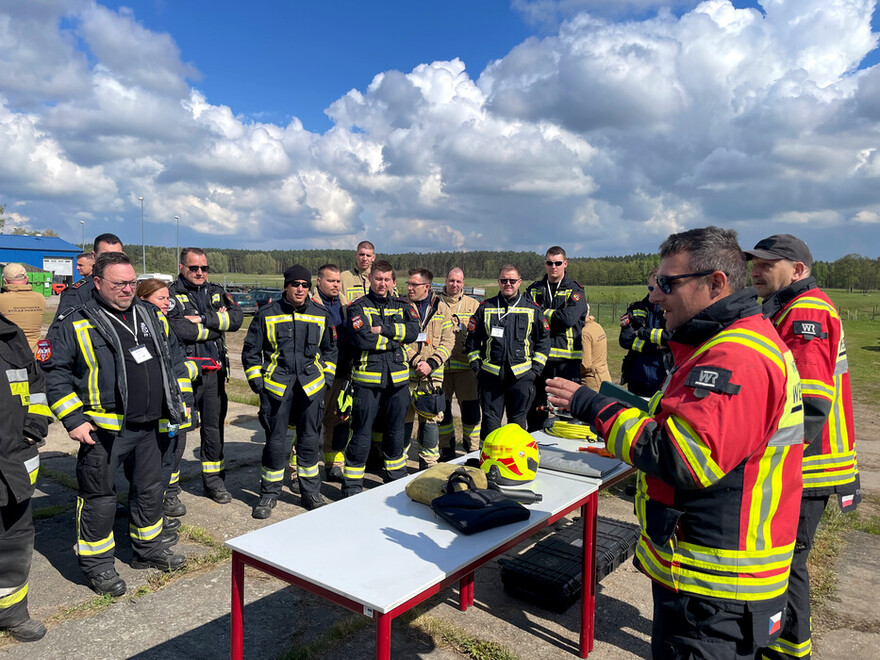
[
  {"left": 229, "top": 291, "right": 258, "bottom": 315},
  {"left": 250, "top": 288, "right": 283, "bottom": 310}
]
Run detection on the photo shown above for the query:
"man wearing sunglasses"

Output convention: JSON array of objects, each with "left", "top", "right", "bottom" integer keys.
[
  {"left": 525, "top": 246, "right": 587, "bottom": 431},
  {"left": 746, "top": 234, "right": 859, "bottom": 660},
  {"left": 44, "top": 252, "right": 191, "bottom": 596},
  {"left": 242, "top": 266, "right": 337, "bottom": 516},
  {"left": 466, "top": 265, "right": 550, "bottom": 440},
  {"left": 618, "top": 270, "right": 673, "bottom": 397},
  {"left": 167, "top": 248, "right": 243, "bottom": 505},
  {"left": 547, "top": 227, "right": 804, "bottom": 658}
]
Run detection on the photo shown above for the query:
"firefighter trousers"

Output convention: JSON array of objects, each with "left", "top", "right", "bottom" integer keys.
[
  {"left": 760, "top": 495, "right": 828, "bottom": 660},
  {"left": 527, "top": 359, "right": 580, "bottom": 432},
  {"left": 261, "top": 382, "right": 323, "bottom": 499},
  {"left": 652, "top": 582, "right": 786, "bottom": 659},
  {"left": 75, "top": 424, "right": 166, "bottom": 579},
  {"left": 0, "top": 497, "right": 34, "bottom": 628},
  {"left": 478, "top": 369, "right": 535, "bottom": 441},
  {"left": 320, "top": 376, "right": 349, "bottom": 468},
  {"left": 194, "top": 368, "right": 228, "bottom": 490},
  {"left": 343, "top": 383, "right": 409, "bottom": 495},
  {"left": 439, "top": 370, "right": 480, "bottom": 453},
  {"left": 162, "top": 431, "right": 186, "bottom": 499}
]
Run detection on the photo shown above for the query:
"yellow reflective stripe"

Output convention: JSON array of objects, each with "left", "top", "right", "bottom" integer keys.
[
  {"left": 263, "top": 378, "right": 287, "bottom": 397},
  {"left": 650, "top": 328, "right": 664, "bottom": 345},
  {"left": 51, "top": 392, "right": 83, "bottom": 418},
  {"left": 549, "top": 347, "right": 581, "bottom": 359},
  {"left": 323, "top": 360, "right": 337, "bottom": 377},
  {"left": 261, "top": 467, "right": 285, "bottom": 482},
  {"left": 775, "top": 296, "right": 839, "bottom": 326},
  {"left": 84, "top": 410, "right": 123, "bottom": 431},
  {"left": 202, "top": 460, "right": 224, "bottom": 474},
  {"left": 632, "top": 338, "right": 646, "bottom": 352},
  {"left": 694, "top": 328, "right": 785, "bottom": 374},
  {"left": 436, "top": 345, "right": 451, "bottom": 361},
  {"left": 800, "top": 379, "right": 834, "bottom": 401},
  {"left": 803, "top": 450, "right": 856, "bottom": 470},
  {"left": 390, "top": 368, "right": 410, "bottom": 385},
  {"left": 169, "top": 470, "right": 180, "bottom": 486},
  {"left": 298, "top": 463, "right": 320, "bottom": 478},
  {"left": 303, "top": 373, "right": 325, "bottom": 397},
  {"left": 24, "top": 454, "right": 39, "bottom": 485},
  {"left": 178, "top": 378, "right": 192, "bottom": 393},
  {"left": 323, "top": 451, "right": 344, "bottom": 464},
  {"left": 185, "top": 360, "right": 199, "bottom": 380},
  {"left": 385, "top": 454, "right": 407, "bottom": 471},
  {"left": 748, "top": 444, "right": 790, "bottom": 552},
  {"left": 216, "top": 311, "right": 230, "bottom": 332},
  {"left": 77, "top": 531, "right": 115, "bottom": 556},
  {"left": 175, "top": 294, "right": 189, "bottom": 304},
  {"left": 28, "top": 402, "right": 52, "bottom": 417},
  {"left": 392, "top": 323, "right": 405, "bottom": 341},
  {"left": 666, "top": 414, "right": 725, "bottom": 487},
  {"left": 0, "top": 583, "right": 28, "bottom": 609},
  {"left": 481, "top": 361, "right": 502, "bottom": 376},
  {"left": 129, "top": 518, "right": 163, "bottom": 541},
  {"left": 73, "top": 320, "right": 101, "bottom": 408},
  {"left": 263, "top": 314, "right": 290, "bottom": 385},
  {"left": 196, "top": 324, "right": 210, "bottom": 341},
  {"left": 676, "top": 539, "right": 795, "bottom": 572},
  {"left": 343, "top": 464, "right": 365, "bottom": 479},
  {"left": 766, "top": 635, "right": 811, "bottom": 658},
  {"left": 605, "top": 407, "right": 644, "bottom": 459},
  {"left": 245, "top": 365, "right": 262, "bottom": 381},
  {"left": 510, "top": 360, "right": 533, "bottom": 376}
]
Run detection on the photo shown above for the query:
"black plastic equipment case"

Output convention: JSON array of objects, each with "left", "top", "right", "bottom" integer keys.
[{"left": 499, "top": 517, "right": 639, "bottom": 612}]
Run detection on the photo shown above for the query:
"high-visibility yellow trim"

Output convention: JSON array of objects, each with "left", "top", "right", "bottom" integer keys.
[
  {"left": 216, "top": 310, "right": 230, "bottom": 332},
  {"left": 24, "top": 454, "right": 39, "bottom": 485},
  {"left": 129, "top": 518, "right": 163, "bottom": 541},
  {"left": 261, "top": 466, "right": 285, "bottom": 482},
  {"left": 73, "top": 320, "right": 101, "bottom": 409},
  {"left": 667, "top": 414, "right": 725, "bottom": 486},
  {"left": 632, "top": 338, "right": 646, "bottom": 353},
  {"left": 0, "top": 583, "right": 28, "bottom": 609},
  {"left": 298, "top": 463, "right": 320, "bottom": 478},
  {"left": 245, "top": 365, "right": 262, "bottom": 380},
  {"left": 84, "top": 410, "right": 123, "bottom": 431},
  {"left": 51, "top": 392, "right": 83, "bottom": 419},
  {"left": 385, "top": 454, "right": 407, "bottom": 471},
  {"left": 800, "top": 379, "right": 834, "bottom": 400},
  {"left": 202, "top": 460, "right": 224, "bottom": 474},
  {"left": 343, "top": 464, "right": 365, "bottom": 480},
  {"left": 765, "top": 635, "right": 812, "bottom": 658}
]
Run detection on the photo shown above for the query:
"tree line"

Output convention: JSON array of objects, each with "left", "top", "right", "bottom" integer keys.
[{"left": 124, "top": 245, "right": 878, "bottom": 290}]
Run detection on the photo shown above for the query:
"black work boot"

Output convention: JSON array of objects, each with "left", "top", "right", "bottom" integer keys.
[
  {"left": 163, "top": 516, "right": 181, "bottom": 531},
  {"left": 252, "top": 497, "right": 276, "bottom": 519},
  {"left": 132, "top": 549, "right": 186, "bottom": 572},
  {"left": 5, "top": 618, "right": 47, "bottom": 643},
  {"left": 163, "top": 494, "right": 187, "bottom": 517},
  {"left": 87, "top": 568, "right": 127, "bottom": 597},
  {"left": 301, "top": 493, "right": 327, "bottom": 511},
  {"left": 205, "top": 485, "right": 232, "bottom": 504}
]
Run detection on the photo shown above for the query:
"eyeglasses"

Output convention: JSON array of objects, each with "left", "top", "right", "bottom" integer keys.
[
  {"left": 186, "top": 265, "right": 209, "bottom": 272},
  {"left": 654, "top": 270, "right": 715, "bottom": 294},
  {"left": 406, "top": 281, "right": 429, "bottom": 288},
  {"left": 99, "top": 279, "right": 138, "bottom": 291},
  {"left": 545, "top": 260, "right": 564, "bottom": 267},
  {"left": 499, "top": 278, "right": 521, "bottom": 285},
  {"left": 287, "top": 281, "right": 310, "bottom": 289}
]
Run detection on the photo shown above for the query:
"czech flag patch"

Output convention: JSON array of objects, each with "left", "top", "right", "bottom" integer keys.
[{"left": 768, "top": 611, "right": 783, "bottom": 636}]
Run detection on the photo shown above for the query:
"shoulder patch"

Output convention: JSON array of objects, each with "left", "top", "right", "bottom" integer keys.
[
  {"left": 685, "top": 365, "right": 741, "bottom": 398},
  {"left": 351, "top": 314, "right": 364, "bottom": 330},
  {"left": 331, "top": 326, "right": 337, "bottom": 341},
  {"left": 792, "top": 320, "right": 827, "bottom": 340},
  {"left": 225, "top": 293, "right": 236, "bottom": 307},
  {"left": 572, "top": 292, "right": 581, "bottom": 302},
  {"left": 408, "top": 306, "right": 419, "bottom": 320},
  {"left": 36, "top": 339, "right": 52, "bottom": 363},
  {"left": 467, "top": 315, "right": 477, "bottom": 332},
  {"left": 71, "top": 278, "right": 88, "bottom": 289},
  {"left": 542, "top": 318, "right": 550, "bottom": 332},
  {"left": 619, "top": 313, "right": 630, "bottom": 327}
]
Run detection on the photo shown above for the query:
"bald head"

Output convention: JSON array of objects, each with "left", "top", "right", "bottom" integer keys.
[{"left": 444, "top": 267, "right": 465, "bottom": 296}]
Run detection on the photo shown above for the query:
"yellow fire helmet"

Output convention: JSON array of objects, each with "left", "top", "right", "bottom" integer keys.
[{"left": 480, "top": 424, "right": 540, "bottom": 486}]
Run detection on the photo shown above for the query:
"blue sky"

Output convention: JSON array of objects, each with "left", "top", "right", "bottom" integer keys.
[{"left": 1, "top": 1, "right": 879, "bottom": 260}]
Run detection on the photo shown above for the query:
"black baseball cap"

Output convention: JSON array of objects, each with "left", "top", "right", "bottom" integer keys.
[{"left": 744, "top": 234, "right": 813, "bottom": 268}]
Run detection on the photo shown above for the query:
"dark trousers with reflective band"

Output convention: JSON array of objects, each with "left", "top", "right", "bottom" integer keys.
[
  {"left": 652, "top": 582, "right": 785, "bottom": 660},
  {"left": 344, "top": 383, "right": 409, "bottom": 495},
  {"left": 195, "top": 368, "right": 227, "bottom": 490},
  {"left": 478, "top": 369, "right": 535, "bottom": 440},
  {"left": 0, "top": 498, "right": 33, "bottom": 627},
  {"left": 76, "top": 424, "right": 166, "bottom": 578},
  {"left": 162, "top": 431, "right": 187, "bottom": 498},
  {"left": 760, "top": 495, "right": 828, "bottom": 660},
  {"left": 440, "top": 370, "right": 481, "bottom": 453},
  {"left": 405, "top": 420, "right": 439, "bottom": 468},
  {"left": 320, "top": 377, "right": 349, "bottom": 466},
  {"left": 527, "top": 359, "right": 580, "bottom": 432},
  {"left": 261, "top": 382, "right": 323, "bottom": 499}
]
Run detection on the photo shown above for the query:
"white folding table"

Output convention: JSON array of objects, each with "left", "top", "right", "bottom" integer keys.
[{"left": 228, "top": 446, "right": 633, "bottom": 659}]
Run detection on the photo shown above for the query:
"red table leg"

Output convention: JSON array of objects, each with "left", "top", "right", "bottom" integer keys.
[
  {"left": 459, "top": 572, "right": 474, "bottom": 611},
  {"left": 375, "top": 612, "right": 392, "bottom": 659},
  {"left": 580, "top": 492, "right": 598, "bottom": 658},
  {"left": 231, "top": 552, "right": 245, "bottom": 660}
]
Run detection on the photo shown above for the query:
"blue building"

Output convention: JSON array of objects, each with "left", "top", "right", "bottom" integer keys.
[{"left": 0, "top": 235, "right": 82, "bottom": 282}]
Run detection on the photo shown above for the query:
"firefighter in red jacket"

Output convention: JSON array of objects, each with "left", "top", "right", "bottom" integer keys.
[
  {"left": 747, "top": 234, "right": 859, "bottom": 660},
  {"left": 547, "top": 227, "right": 804, "bottom": 658}
]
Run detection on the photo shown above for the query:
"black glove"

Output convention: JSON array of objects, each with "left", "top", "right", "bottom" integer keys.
[
  {"left": 248, "top": 377, "right": 264, "bottom": 395},
  {"left": 471, "top": 360, "right": 482, "bottom": 374}
]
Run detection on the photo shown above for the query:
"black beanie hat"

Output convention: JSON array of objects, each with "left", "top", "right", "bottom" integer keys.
[{"left": 283, "top": 264, "right": 311, "bottom": 287}]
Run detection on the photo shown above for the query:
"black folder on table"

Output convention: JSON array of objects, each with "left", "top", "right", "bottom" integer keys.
[{"left": 538, "top": 446, "right": 622, "bottom": 479}]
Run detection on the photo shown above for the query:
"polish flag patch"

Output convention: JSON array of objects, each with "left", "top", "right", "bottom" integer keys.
[
  {"left": 841, "top": 494, "right": 855, "bottom": 507},
  {"left": 768, "top": 611, "right": 783, "bottom": 636}
]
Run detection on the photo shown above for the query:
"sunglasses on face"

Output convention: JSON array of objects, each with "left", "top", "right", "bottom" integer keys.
[
  {"left": 186, "top": 265, "right": 209, "bottom": 272},
  {"left": 654, "top": 270, "right": 714, "bottom": 294},
  {"left": 288, "top": 281, "right": 310, "bottom": 289},
  {"left": 499, "top": 278, "right": 520, "bottom": 285},
  {"left": 545, "top": 260, "right": 564, "bottom": 267}
]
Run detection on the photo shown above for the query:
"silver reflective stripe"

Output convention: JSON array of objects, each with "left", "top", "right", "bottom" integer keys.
[
  {"left": 0, "top": 583, "right": 24, "bottom": 597},
  {"left": 29, "top": 393, "right": 48, "bottom": 405},
  {"left": 834, "top": 358, "right": 848, "bottom": 376},
  {"left": 24, "top": 455, "right": 40, "bottom": 473},
  {"left": 5, "top": 369, "right": 27, "bottom": 382},
  {"left": 769, "top": 424, "right": 803, "bottom": 447}
]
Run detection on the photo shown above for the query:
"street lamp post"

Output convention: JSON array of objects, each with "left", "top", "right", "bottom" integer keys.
[
  {"left": 138, "top": 196, "right": 145, "bottom": 275},
  {"left": 174, "top": 216, "right": 180, "bottom": 266},
  {"left": 80, "top": 220, "right": 85, "bottom": 251}
]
